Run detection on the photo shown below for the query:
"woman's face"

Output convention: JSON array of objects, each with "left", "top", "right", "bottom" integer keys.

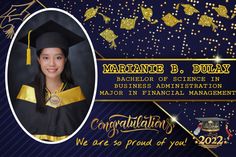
[{"left": 38, "top": 48, "right": 66, "bottom": 80}]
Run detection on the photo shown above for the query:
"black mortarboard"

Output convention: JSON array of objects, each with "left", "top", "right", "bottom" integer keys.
[{"left": 19, "top": 20, "right": 85, "bottom": 65}]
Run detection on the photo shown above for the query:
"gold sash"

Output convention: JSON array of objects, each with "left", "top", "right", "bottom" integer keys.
[
  {"left": 17, "top": 85, "right": 86, "bottom": 108},
  {"left": 34, "top": 134, "right": 68, "bottom": 142}
]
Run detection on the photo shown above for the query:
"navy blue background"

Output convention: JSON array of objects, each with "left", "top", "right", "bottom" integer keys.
[{"left": 0, "top": 0, "right": 235, "bottom": 156}]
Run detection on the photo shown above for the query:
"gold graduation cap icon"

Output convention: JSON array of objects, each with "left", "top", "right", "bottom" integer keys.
[
  {"left": 181, "top": 4, "right": 199, "bottom": 16},
  {"left": 84, "top": 6, "right": 99, "bottom": 22},
  {"left": 196, "top": 117, "right": 227, "bottom": 132},
  {"left": 100, "top": 28, "right": 118, "bottom": 48},
  {"left": 162, "top": 13, "right": 182, "bottom": 27},
  {"left": 120, "top": 17, "right": 138, "bottom": 30},
  {"left": 141, "top": 6, "right": 158, "bottom": 24},
  {"left": 212, "top": 5, "right": 230, "bottom": 19},
  {"left": 198, "top": 15, "right": 218, "bottom": 31}
]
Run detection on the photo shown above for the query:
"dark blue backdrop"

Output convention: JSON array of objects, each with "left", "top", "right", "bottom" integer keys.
[{"left": 0, "top": 0, "right": 235, "bottom": 156}]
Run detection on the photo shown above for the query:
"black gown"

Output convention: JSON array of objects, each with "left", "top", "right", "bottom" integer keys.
[{"left": 14, "top": 83, "right": 89, "bottom": 142}]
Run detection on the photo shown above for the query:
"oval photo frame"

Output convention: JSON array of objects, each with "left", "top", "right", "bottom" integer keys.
[{"left": 5, "top": 8, "right": 97, "bottom": 144}]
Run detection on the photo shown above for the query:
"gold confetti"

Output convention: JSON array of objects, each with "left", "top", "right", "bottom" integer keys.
[
  {"left": 120, "top": 17, "right": 138, "bottom": 30},
  {"left": 162, "top": 13, "right": 182, "bottom": 27},
  {"left": 212, "top": 5, "right": 230, "bottom": 18},
  {"left": 84, "top": 6, "right": 99, "bottom": 22},
  {"left": 181, "top": 4, "right": 199, "bottom": 16},
  {"left": 198, "top": 15, "right": 218, "bottom": 31},
  {"left": 98, "top": 13, "right": 111, "bottom": 24},
  {"left": 100, "top": 29, "right": 118, "bottom": 48},
  {"left": 141, "top": 6, "right": 158, "bottom": 24}
]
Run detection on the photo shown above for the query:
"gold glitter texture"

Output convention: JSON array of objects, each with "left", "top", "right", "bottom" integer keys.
[
  {"left": 84, "top": 6, "right": 99, "bottom": 21},
  {"left": 198, "top": 15, "right": 218, "bottom": 31},
  {"left": 162, "top": 13, "right": 182, "bottom": 27},
  {"left": 100, "top": 29, "right": 118, "bottom": 48},
  {"left": 141, "top": 6, "right": 158, "bottom": 24},
  {"left": 120, "top": 17, "right": 138, "bottom": 30},
  {"left": 181, "top": 4, "right": 199, "bottom": 16},
  {"left": 212, "top": 5, "right": 230, "bottom": 19}
]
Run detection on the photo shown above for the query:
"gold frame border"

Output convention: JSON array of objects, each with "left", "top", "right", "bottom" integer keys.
[
  {"left": 97, "top": 58, "right": 236, "bottom": 61},
  {"left": 153, "top": 101, "right": 218, "bottom": 157},
  {"left": 96, "top": 57, "right": 236, "bottom": 102}
]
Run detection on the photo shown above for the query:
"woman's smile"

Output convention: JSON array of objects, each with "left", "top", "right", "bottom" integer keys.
[
  {"left": 38, "top": 48, "right": 66, "bottom": 79},
  {"left": 47, "top": 68, "right": 58, "bottom": 73}
]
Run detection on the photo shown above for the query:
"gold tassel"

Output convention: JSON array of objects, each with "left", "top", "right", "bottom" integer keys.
[
  {"left": 175, "top": 4, "right": 180, "bottom": 10},
  {"left": 151, "top": 19, "right": 158, "bottom": 24},
  {"left": 98, "top": 13, "right": 111, "bottom": 24},
  {"left": 26, "top": 30, "right": 32, "bottom": 65}
]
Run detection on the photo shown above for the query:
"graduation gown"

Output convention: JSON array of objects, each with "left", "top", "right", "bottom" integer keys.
[{"left": 14, "top": 83, "right": 89, "bottom": 142}]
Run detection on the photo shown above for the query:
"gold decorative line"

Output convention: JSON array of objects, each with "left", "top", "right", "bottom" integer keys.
[
  {"left": 95, "top": 50, "right": 105, "bottom": 59},
  {"left": 120, "top": 128, "right": 160, "bottom": 133},
  {"left": 153, "top": 101, "right": 218, "bottom": 157},
  {"left": 97, "top": 58, "right": 236, "bottom": 61},
  {"left": 109, "top": 114, "right": 129, "bottom": 118},
  {"left": 21, "top": 0, "right": 36, "bottom": 13},
  {"left": 95, "top": 99, "right": 236, "bottom": 102},
  {"left": 35, "top": 0, "right": 47, "bottom": 8}
]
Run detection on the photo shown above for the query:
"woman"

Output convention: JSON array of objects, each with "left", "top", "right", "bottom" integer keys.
[{"left": 15, "top": 20, "right": 89, "bottom": 142}]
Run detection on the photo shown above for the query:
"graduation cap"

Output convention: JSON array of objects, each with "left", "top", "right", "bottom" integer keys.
[
  {"left": 195, "top": 117, "right": 227, "bottom": 132},
  {"left": 19, "top": 20, "right": 85, "bottom": 65}
]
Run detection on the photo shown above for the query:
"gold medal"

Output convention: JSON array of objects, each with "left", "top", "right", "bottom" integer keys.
[
  {"left": 49, "top": 94, "right": 61, "bottom": 107},
  {"left": 46, "top": 83, "right": 66, "bottom": 108}
]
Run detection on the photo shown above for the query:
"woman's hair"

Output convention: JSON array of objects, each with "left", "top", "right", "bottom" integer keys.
[{"left": 34, "top": 48, "right": 74, "bottom": 112}]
